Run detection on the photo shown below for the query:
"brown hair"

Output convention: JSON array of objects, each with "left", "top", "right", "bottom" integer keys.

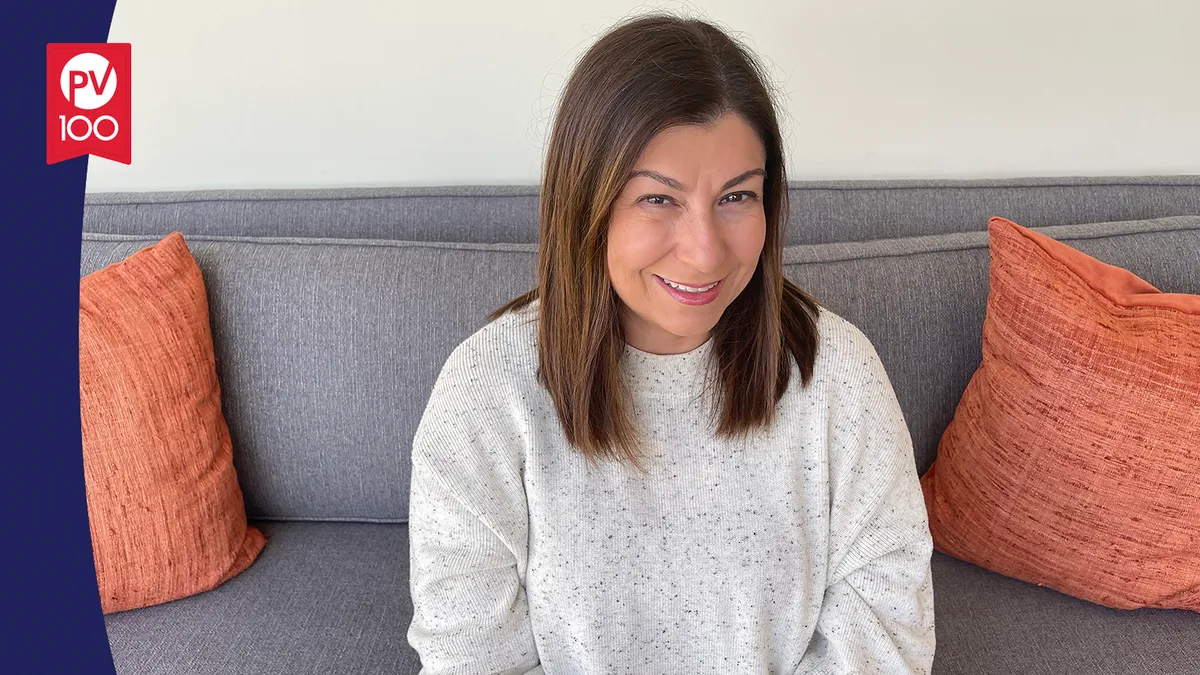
[{"left": 493, "top": 14, "right": 820, "bottom": 464}]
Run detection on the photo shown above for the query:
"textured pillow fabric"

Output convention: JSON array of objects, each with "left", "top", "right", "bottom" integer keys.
[
  {"left": 80, "top": 232, "right": 265, "bottom": 614},
  {"left": 920, "top": 216, "right": 1200, "bottom": 611}
]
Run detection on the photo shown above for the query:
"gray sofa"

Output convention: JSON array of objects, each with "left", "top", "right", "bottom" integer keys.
[{"left": 81, "top": 176, "right": 1200, "bottom": 675}]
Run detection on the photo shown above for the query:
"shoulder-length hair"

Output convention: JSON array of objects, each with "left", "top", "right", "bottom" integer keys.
[{"left": 494, "top": 14, "right": 820, "bottom": 464}]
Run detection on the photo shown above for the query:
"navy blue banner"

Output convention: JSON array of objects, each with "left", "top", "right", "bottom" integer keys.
[{"left": 3, "top": 1, "right": 119, "bottom": 673}]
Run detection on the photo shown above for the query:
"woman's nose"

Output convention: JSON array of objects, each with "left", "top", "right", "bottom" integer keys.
[{"left": 673, "top": 208, "right": 726, "bottom": 274}]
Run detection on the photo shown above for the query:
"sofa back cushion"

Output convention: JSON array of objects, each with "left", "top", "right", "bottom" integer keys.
[{"left": 80, "top": 216, "right": 1200, "bottom": 522}]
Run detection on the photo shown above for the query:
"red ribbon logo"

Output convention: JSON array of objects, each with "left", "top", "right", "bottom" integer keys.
[{"left": 47, "top": 43, "right": 131, "bottom": 165}]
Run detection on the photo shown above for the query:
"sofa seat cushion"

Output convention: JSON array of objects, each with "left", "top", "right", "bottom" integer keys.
[
  {"left": 104, "top": 521, "right": 420, "bottom": 675},
  {"left": 931, "top": 552, "right": 1200, "bottom": 674},
  {"left": 104, "top": 521, "right": 1198, "bottom": 674}
]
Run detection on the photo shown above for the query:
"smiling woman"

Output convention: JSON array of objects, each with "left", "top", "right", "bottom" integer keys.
[{"left": 407, "top": 13, "right": 936, "bottom": 675}]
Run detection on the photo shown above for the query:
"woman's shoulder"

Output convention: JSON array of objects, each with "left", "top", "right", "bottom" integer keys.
[
  {"left": 809, "top": 305, "right": 891, "bottom": 389},
  {"left": 437, "top": 300, "right": 540, "bottom": 390},
  {"left": 415, "top": 304, "right": 541, "bottom": 471},
  {"left": 814, "top": 306, "right": 877, "bottom": 358}
]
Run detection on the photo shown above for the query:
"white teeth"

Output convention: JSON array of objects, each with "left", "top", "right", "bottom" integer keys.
[{"left": 662, "top": 278, "right": 719, "bottom": 293}]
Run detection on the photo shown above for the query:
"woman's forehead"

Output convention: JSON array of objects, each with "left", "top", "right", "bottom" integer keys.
[{"left": 627, "top": 120, "right": 767, "bottom": 192}]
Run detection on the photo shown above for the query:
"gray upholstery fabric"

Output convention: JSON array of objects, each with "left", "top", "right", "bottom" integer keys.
[
  {"left": 929, "top": 553, "right": 1200, "bottom": 674},
  {"left": 102, "top": 522, "right": 1200, "bottom": 675},
  {"left": 79, "top": 215, "right": 1200, "bottom": 521},
  {"left": 103, "top": 521, "right": 420, "bottom": 675},
  {"left": 83, "top": 175, "right": 1200, "bottom": 245}
]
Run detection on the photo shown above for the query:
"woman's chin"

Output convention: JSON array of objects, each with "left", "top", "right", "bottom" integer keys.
[{"left": 653, "top": 315, "right": 723, "bottom": 346}]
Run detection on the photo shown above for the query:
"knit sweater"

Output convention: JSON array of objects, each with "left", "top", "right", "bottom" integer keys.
[{"left": 407, "top": 303, "right": 936, "bottom": 674}]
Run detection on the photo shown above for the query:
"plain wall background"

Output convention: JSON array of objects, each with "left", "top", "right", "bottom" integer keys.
[{"left": 87, "top": 0, "right": 1200, "bottom": 192}]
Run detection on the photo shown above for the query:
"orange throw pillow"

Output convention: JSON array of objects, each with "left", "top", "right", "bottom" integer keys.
[
  {"left": 921, "top": 217, "right": 1200, "bottom": 611},
  {"left": 80, "top": 232, "right": 265, "bottom": 613}
]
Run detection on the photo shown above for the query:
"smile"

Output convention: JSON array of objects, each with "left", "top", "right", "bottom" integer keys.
[
  {"left": 659, "top": 277, "right": 719, "bottom": 293},
  {"left": 653, "top": 274, "right": 724, "bottom": 306}
]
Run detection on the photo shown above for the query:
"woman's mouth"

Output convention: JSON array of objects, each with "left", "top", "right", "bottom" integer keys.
[{"left": 653, "top": 274, "right": 723, "bottom": 306}]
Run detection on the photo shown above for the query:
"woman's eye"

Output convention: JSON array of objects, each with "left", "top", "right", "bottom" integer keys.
[
  {"left": 720, "top": 191, "right": 758, "bottom": 205},
  {"left": 641, "top": 195, "right": 671, "bottom": 206}
]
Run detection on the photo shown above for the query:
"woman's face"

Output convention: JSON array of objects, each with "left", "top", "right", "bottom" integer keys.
[{"left": 606, "top": 113, "right": 768, "bottom": 355}]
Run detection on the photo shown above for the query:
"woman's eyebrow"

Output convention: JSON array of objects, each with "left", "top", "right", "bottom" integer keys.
[
  {"left": 720, "top": 168, "right": 766, "bottom": 191},
  {"left": 627, "top": 168, "right": 766, "bottom": 192},
  {"left": 628, "top": 170, "right": 686, "bottom": 191}
]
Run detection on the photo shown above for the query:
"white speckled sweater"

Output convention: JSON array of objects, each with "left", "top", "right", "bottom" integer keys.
[{"left": 407, "top": 303, "right": 935, "bottom": 674}]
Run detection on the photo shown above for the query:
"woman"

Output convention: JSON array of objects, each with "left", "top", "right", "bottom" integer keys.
[{"left": 407, "top": 14, "right": 935, "bottom": 675}]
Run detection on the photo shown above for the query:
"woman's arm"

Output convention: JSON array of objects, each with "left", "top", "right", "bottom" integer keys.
[
  {"left": 407, "top": 344, "right": 541, "bottom": 675},
  {"left": 795, "top": 328, "right": 937, "bottom": 675}
]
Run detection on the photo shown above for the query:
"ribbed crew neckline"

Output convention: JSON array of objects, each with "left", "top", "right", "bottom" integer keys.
[{"left": 620, "top": 336, "right": 715, "bottom": 398}]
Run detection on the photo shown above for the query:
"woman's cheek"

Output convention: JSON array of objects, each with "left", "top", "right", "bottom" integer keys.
[{"left": 730, "top": 212, "right": 767, "bottom": 260}]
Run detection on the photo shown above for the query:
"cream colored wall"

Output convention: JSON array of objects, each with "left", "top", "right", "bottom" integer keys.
[{"left": 87, "top": 0, "right": 1200, "bottom": 191}]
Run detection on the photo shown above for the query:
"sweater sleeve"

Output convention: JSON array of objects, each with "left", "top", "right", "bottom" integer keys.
[
  {"left": 794, "top": 329, "right": 937, "bottom": 675},
  {"left": 406, "top": 343, "right": 542, "bottom": 675}
]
